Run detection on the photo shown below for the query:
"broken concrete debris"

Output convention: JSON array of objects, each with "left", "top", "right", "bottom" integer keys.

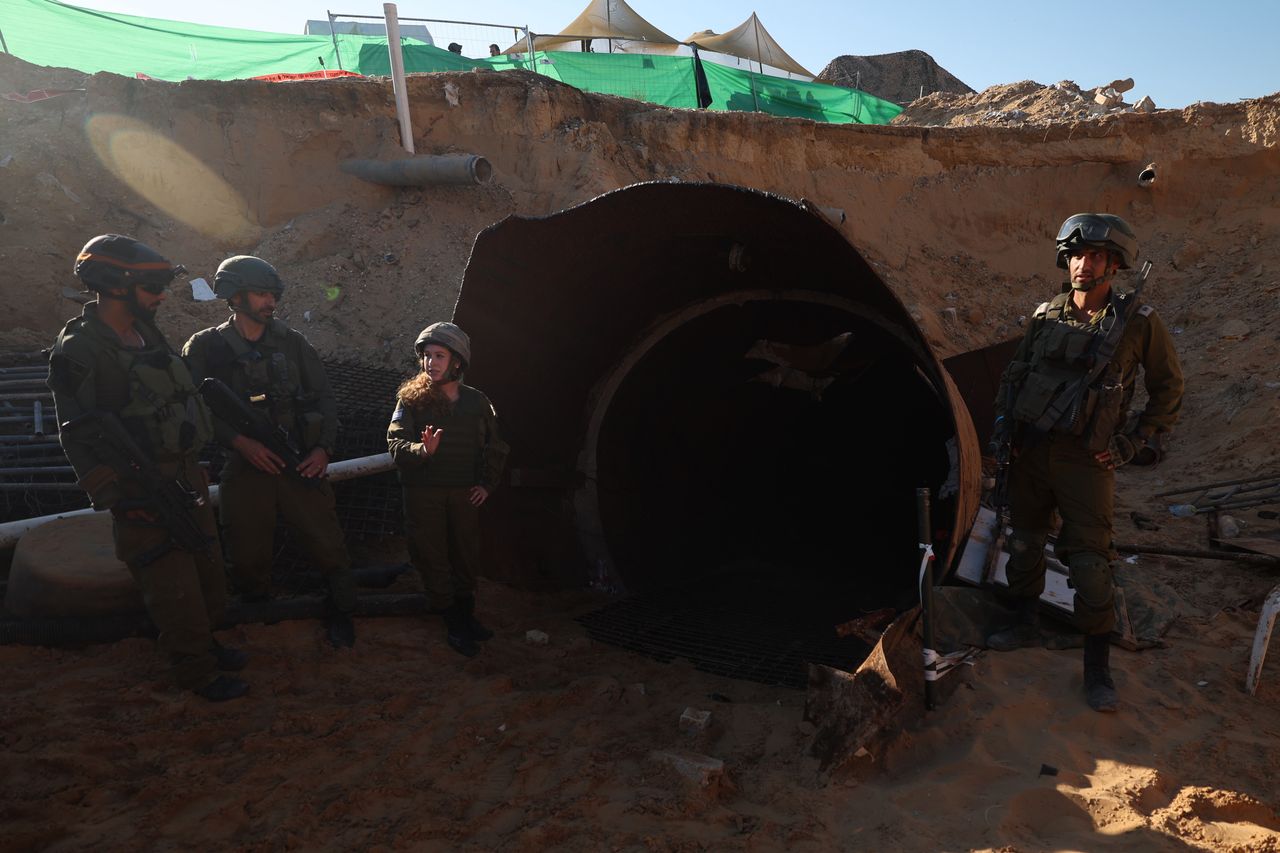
[
  {"left": 679, "top": 707, "right": 711, "bottom": 732},
  {"left": 649, "top": 750, "right": 724, "bottom": 786}
]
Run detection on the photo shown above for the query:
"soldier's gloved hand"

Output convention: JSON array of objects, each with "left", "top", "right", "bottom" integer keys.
[{"left": 1094, "top": 433, "right": 1139, "bottom": 470}]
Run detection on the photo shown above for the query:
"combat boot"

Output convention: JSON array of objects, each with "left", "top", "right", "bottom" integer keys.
[
  {"left": 324, "top": 611, "right": 356, "bottom": 649},
  {"left": 443, "top": 603, "right": 480, "bottom": 657},
  {"left": 455, "top": 593, "right": 494, "bottom": 641},
  {"left": 1083, "top": 632, "right": 1119, "bottom": 712},
  {"left": 211, "top": 640, "right": 249, "bottom": 671},
  {"left": 986, "top": 597, "right": 1041, "bottom": 651},
  {"left": 195, "top": 674, "right": 250, "bottom": 702}
]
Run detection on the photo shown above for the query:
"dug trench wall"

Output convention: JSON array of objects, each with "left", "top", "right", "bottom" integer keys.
[{"left": 1, "top": 53, "right": 1278, "bottom": 496}]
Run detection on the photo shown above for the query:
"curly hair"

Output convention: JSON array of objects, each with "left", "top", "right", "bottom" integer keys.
[{"left": 395, "top": 371, "right": 453, "bottom": 419}]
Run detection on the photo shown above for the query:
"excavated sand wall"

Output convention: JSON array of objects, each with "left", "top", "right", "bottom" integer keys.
[{"left": 1, "top": 55, "right": 1277, "bottom": 470}]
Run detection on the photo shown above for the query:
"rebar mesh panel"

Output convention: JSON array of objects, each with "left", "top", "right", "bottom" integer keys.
[{"left": 576, "top": 575, "right": 875, "bottom": 690}]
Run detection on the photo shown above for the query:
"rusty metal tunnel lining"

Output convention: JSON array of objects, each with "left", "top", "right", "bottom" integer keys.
[{"left": 456, "top": 182, "right": 981, "bottom": 687}]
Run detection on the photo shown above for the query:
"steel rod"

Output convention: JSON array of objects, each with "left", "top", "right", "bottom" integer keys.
[
  {"left": 1114, "top": 542, "right": 1280, "bottom": 565},
  {"left": 0, "top": 466, "right": 74, "bottom": 476},
  {"left": 1156, "top": 473, "right": 1280, "bottom": 498},
  {"left": 327, "top": 11, "right": 522, "bottom": 28},
  {"left": 0, "top": 393, "right": 52, "bottom": 401}
]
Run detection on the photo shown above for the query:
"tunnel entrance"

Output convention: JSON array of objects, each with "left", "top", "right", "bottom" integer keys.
[{"left": 454, "top": 182, "right": 980, "bottom": 687}]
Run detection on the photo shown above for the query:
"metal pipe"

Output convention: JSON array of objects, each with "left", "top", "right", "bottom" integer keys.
[
  {"left": 917, "top": 486, "right": 937, "bottom": 711},
  {"left": 1156, "top": 473, "right": 1280, "bottom": 498},
  {"left": 0, "top": 436, "right": 58, "bottom": 444},
  {"left": 1114, "top": 542, "right": 1279, "bottom": 566},
  {"left": 0, "top": 452, "right": 397, "bottom": 550},
  {"left": 1, "top": 393, "right": 52, "bottom": 401},
  {"left": 0, "top": 466, "right": 74, "bottom": 476},
  {"left": 341, "top": 154, "right": 492, "bottom": 186},
  {"left": 0, "top": 379, "right": 49, "bottom": 390},
  {"left": 0, "top": 483, "right": 82, "bottom": 492},
  {"left": 326, "top": 10, "right": 345, "bottom": 71},
  {"left": 383, "top": 2, "right": 415, "bottom": 154},
  {"left": 327, "top": 11, "right": 523, "bottom": 28},
  {"left": 32, "top": 399, "right": 44, "bottom": 435}
]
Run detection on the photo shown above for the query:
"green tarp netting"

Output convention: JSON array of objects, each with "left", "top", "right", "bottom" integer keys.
[
  {"left": 361, "top": 45, "right": 902, "bottom": 124},
  {"left": 1, "top": 0, "right": 902, "bottom": 124},
  {"left": 0, "top": 0, "right": 401, "bottom": 80}
]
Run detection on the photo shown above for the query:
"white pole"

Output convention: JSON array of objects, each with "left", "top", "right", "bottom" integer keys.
[
  {"left": 383, "top": 2, "right": 415, "bottom": 154},
  {"left": 0, "top": 452, "right": 398, "bottom": 550}
]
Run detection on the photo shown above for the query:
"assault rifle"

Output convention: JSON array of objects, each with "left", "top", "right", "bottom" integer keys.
[
  {"left": 61, "top": 411, "right": 213, "bottom": 565},
  {"left": 198, "top": 377, "right": 321, "bottom": 486}
]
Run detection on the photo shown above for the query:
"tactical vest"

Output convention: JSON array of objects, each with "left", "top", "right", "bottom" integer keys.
[
  {"left": 1007, "top": 293, "right": 1138, "bottom": 451},
  {"left": 215, "top": 323, "right": 324, "bottom": 448},
  {"left": 116, "top": 341, "right": 212, "bottom": 459}
]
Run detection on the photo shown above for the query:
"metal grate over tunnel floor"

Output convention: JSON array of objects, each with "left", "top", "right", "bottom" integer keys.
[{"left": 575, "top": 575, "right": 878, "bottom": 690}]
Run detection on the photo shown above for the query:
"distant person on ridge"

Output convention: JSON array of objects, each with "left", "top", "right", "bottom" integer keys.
[
  {"left": 387, "top": 322, "right": 508, "bottom": 657},
  {"left": 986, "top": 213, "right": 1183, "bottom": 712}
]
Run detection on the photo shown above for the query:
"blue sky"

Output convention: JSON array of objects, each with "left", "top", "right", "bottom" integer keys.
[{"left": 67, "top": 0, "right": 1280, "bottom": 108}]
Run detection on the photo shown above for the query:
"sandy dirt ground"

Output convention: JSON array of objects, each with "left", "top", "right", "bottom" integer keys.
[{"left": 1, "top": 54, "right": 1279, "bottom": 850}]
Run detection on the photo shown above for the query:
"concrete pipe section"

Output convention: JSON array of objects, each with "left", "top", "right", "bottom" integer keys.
[{"left": 456, "top": 182, "right": 981, "bottom": 650}]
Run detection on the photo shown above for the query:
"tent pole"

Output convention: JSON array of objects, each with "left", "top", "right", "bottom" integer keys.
[
  {"left": 326, "top": 10, "right": 344, "bottom": 71},
  {"left": 0, "top": 26, "right": 9, "bottom": 54},
  {"left": 524, "top": 26, "right": 536, "bottom": 73},
  {"left": 752, "top": 14, "right": 763, "bottom": 112}
]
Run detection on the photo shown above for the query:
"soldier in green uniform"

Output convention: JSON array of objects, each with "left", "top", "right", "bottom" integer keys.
[
  {"left": 387, "top": 322, "right": 508, "bottom": 657},
  {"left": 987, "top": 213, "right": 1184, "bottom": 712},
  {"left": 47, "top": 235, "right": 249, "bottom": 702},
  {"left": 181, "top": 256, "right": 357, "bottom": 648}
]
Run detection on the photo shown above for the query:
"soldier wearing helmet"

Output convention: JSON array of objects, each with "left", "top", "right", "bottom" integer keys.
[
  {"left": 387, "top": 322, "right": 509, "bottom": 657},
  {"left": 182, "top": 255, "right": 357, "bottom": 648},
  {"left": 47, "top": 235, "right": 248, "bottom": 702},
  {"left": 986, "top": 213, "right": 1184, "bottom": 712}
]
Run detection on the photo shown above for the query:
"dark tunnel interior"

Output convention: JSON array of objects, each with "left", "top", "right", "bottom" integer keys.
[
  {"left": 456, "top": 183, "right": 977, "bottom": 687},
  {"left": 589, "top": 298, "right": 956, "bottom": 671}
]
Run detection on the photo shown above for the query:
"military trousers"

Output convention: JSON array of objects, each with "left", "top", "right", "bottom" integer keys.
[
  {"left": 219, "top": 456, "right": 356, "bottom": 613},
  {"left": 403, "top": 485, "right": 482, "bottom": 611},
  {"left": 113, "top": 456, "right": 226, "bottom": 689},
  {"left": 1005, "top": 433, "right": 1116, "bottom": 635}
]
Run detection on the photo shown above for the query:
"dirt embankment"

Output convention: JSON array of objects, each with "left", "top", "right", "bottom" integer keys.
[{"left": 1, "top": 52, "right": 1279, "bottom": 851}]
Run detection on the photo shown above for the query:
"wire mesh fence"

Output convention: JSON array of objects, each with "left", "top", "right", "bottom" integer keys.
[{"left": 0, "top": 359, "right": 412, "bottom": 593}]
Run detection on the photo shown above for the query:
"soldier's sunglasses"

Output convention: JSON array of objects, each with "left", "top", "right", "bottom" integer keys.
[{"left": 135, "top": 264, "right": 188, "bottom": 294}]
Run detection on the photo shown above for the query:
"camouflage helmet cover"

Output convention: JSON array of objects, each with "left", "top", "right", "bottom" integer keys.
[{"left": 414, "top": 322, "right": 472, "bottom": 367}]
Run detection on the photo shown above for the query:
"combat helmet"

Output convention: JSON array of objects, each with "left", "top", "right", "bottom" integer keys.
[
  {"left": 213, "top": 255, "right": 285, "bottom": 300},
  {"left": 74, "top": 234, "right": 185, "bottom": 293},
  {"left": 414, "top": 322, "right": 472, "bottom": 370},
  {"left": 1055, "top": 213, "right": 1138, "bottom": 270}
]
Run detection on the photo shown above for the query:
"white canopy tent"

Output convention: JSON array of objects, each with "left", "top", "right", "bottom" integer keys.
[
  {"left": 504, "top": 0, "right": 679, "bottom": 54},
  {"left": 677, "top": 13, "right": 815, "bottom": 78}
]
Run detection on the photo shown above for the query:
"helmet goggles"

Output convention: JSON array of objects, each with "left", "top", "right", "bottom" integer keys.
[{"left": 1054, "top": 213, "right": 1137, "bottom": 270}]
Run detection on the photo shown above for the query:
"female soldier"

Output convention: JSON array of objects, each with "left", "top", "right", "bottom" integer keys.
[{"left": 387, "top": 323, "right": 508, "bottom": 656}]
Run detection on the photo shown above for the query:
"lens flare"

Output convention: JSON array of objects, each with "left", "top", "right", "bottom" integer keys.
[{"left": 86, "top": 113, "right": 261, "bottom": 245}]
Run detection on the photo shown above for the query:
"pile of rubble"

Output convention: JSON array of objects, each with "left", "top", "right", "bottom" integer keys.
[{"left": 892, "top": 77, "right": 1159, "bottom": 128}]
